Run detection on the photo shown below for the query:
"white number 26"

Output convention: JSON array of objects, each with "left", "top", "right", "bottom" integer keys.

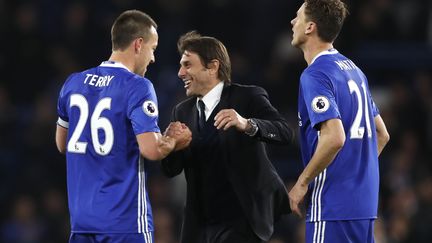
[{"left": 67, "top": 94, "right": 114, "bottom": 155}]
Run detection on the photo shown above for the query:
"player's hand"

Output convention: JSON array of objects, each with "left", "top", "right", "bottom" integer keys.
[
  {"left": 288, "top": 181, "right": 308, "bottom": 218},
  {"left": 214, "top": 109, "right": 248, "bottom": 131},
  {"left": 164, "top": 121, "right": 182, "bottom": 137},
  {"left": 164, "top": 122, "right": 192, "bottom": 151}
]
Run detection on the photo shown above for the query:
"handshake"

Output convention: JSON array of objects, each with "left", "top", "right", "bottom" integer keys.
[{"left": 164, "top": 121, "right": 192, "bottom": 151}]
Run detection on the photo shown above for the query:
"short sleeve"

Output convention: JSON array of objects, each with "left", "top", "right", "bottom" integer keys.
[
  {"left": 369, "top": 91, "right": 380, "bottom": 117},
  {"left": 300, "top": 70, "right": 341, "bottom": 129},
  {"left": 127, "top": 78, "right": 161, "bottom": 135},
  {"left": 57, "top": 77, "right": 71, "bottom": 128}
]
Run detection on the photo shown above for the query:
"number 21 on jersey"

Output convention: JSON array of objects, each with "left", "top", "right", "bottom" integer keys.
[
  {"left": 67, "top": 94, "right": 114, "bottom": 156},
  {"left": 348, "top": 80, "right": 372, "bottom": 139}
]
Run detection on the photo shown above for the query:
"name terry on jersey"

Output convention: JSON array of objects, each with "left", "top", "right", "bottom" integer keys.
[
  {"left": 334, "top": 59, "right": 358, "bottom": 71},
  {"left": 84, "top": 74, "right": 114, "bottom": 87}
]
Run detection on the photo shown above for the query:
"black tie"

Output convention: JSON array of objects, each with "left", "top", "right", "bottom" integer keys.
[{"left": 197, "top": 100, "right": 206, "bottom": 131}]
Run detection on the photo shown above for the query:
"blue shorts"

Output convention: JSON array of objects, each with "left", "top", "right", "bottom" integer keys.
[
  {"left": 69, "top": 232, "right": 154, "bottom": 243},
  {"left": 306, "top": 219, "right": 375, "bottom": 243}
]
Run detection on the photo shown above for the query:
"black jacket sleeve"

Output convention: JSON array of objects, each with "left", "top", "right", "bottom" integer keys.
[
  {"left": 160, "top": 105, "right": 187, "bottom": 177},
  {"left": 246, "top": 86, "right": 295, "bottom": 145}
]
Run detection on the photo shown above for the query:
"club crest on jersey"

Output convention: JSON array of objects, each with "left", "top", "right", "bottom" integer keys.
[
  {"left": 142, "top": 100, "right": 158, "bottom": 117},
  {"left": 311, "top": 96, "right": 330, "bottom": 113}
]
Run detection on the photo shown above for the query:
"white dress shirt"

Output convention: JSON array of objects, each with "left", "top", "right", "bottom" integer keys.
[{"left": 196, "top": 81, "right": 224, "bottom": 121}]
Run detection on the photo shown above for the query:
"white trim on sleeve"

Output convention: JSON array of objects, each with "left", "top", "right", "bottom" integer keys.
[{"left": 57, "top": 117, "right": 69, "bottom": 128}]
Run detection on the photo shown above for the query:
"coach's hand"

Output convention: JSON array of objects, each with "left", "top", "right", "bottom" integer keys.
[
  {"left": 165, "top": 122, "right": 192, "bottom": 151},
  {"left": 288, "top": 181, "right": 308, "bottom": 218},
  {"left": 214, "top": 109, "right": 248, "bottom": 131}
]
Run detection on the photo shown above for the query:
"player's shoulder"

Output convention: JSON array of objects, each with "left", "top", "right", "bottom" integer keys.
[
  {"left": 130, "top": 74, "right": 154, "bottom": 86},
  {"left": 300, "top": 66, "right": 336, "bottom": 93},
  {"left": 301, "top": 66, "right": 329, "bottom": 82},
  {"left": 61, "top": 67, "right": 92, "bottom": 89},
  {"left": 119, "top": 73, "right": 155, "bottom": 93}
]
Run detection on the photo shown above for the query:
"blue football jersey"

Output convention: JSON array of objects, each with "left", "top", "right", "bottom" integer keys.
[
  {"left": 57, "top": 61, "right": 160, "bottom": 233},
  {"left": 298, "top": 49, "right": 380, "bottom": 222}
]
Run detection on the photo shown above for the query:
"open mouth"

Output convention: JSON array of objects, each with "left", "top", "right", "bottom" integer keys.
[{"left": 184, "top": 80, "right": 191, "bottom": 89}]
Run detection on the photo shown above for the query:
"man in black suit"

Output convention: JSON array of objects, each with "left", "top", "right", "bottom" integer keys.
[{"left": 162, "top": 31, "right": 294, "bottom": 243}]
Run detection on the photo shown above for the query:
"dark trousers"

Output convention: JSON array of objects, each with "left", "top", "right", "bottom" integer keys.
[{"left": 197, "top": 218, "right": 264, "bottom": 243}]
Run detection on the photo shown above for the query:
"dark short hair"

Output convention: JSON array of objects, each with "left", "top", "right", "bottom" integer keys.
[
  {"left": 304, "top": 0, "right": 348, "bottom": 42},
  {"left": 177, "top": 31, "right": 231, "bottom": 83},
  {"left": 111, "top": 10, "right": 157, "bottom": 51}
]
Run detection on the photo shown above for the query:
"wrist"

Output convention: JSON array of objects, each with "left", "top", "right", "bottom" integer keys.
[
  {"left": 245, "top": 118, "right": 258, "bottom": 136},
  {"left": 298, "top": 174, "right": 312, "bottom": 187},
  {"left": 162, "top": 135, "right": 176, "bottom": 151}
]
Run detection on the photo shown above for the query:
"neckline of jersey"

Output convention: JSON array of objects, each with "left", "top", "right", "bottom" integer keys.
[
  {"left": 100, "top": 61, "right": 131, "bottom": 72},
  {"left": 310, "top": 48, "right": 339, "bottom": 65}
]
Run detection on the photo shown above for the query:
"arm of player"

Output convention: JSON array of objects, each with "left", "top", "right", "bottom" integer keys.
[
  {"left": 374, "top": 115, "right": 390, "bottom": 156},
  {"left": 137, "top": 124, "right": 192, "bottom": 161},
  {"left": 55, "top": 125, "right": 67, "bottom": 154},
  {"left": 289, "top": 118, "right": 345, "bottom": 217},
  {"left": 136, "top": 132, "right": 177, "bottom": 161}
]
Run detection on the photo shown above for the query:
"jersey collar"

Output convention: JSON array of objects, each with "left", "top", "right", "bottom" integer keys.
[
  {"left": 100, "top": 61, "right": 131, "bottom": 72},
  {"left": 310, "top": 48, "right": 339, "bottom": 65}
]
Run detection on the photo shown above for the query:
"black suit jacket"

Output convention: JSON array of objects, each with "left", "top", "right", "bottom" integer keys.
[{"left": 161, "top": 83, "right": 293, "bottom": 242}]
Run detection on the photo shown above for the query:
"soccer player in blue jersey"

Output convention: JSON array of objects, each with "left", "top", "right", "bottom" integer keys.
[
  {"left": 288, "top": 0, "right": 390, "bottom": 242},
  {"left": 55, "top": 10, "right": 191, "bottom": 243}
]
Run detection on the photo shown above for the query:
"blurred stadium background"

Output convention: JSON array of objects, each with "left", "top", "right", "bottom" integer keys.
[{"left": 0, "top": 0, "right": 431, "bottom": 242}]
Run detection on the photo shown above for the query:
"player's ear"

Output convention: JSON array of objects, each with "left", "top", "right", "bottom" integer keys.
[
  {"left": 134, "top": 37, "right": 144, "bottom": 54},
  {"left": 305, "top": 21, "right": 315, "bottom": 35},
  {"left": 207, "top": 59, "right": 219, "bottom": 76}
]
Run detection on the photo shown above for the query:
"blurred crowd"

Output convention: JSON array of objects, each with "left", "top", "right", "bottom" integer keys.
[{"left": 0, "top": 0, "right": 431, "bottom": 242}]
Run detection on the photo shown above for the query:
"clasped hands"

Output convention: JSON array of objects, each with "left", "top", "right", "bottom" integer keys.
[{"left": 164, "top": 122, "right": 192, "bottom": 151}]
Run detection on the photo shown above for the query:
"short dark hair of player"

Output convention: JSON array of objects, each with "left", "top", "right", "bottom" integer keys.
[
  {"left": 304, "top": 0, "right": 348, "bottom": 43},
  {"left": 177, "top": 31, "right": 232, "bottom": 83},
  {"left": 111, "top": 10, "right": 157, "bottom": 51}
]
